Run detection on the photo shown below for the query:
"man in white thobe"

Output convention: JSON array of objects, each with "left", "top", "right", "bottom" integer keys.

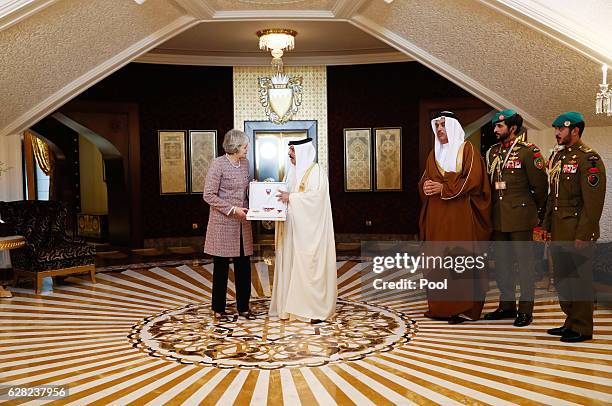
[{"left": 269, "top": 138, "right": 337, "bottom": 323}]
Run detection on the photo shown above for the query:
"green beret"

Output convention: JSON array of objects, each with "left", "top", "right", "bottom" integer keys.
[
  {"left": 492, "top": 109, "right": 517, "bottom": 125},
  {"left": 552, "top": 111, "right": 585, "bottom": 127}
]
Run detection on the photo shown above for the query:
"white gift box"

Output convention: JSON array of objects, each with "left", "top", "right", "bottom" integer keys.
[{"left": 247, "top": 181, "right": 288, "bottom": 221}]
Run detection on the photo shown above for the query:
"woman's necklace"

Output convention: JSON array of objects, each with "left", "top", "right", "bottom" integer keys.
[{"left": 225, "top": 154, "right": 240, "bottom": 168}]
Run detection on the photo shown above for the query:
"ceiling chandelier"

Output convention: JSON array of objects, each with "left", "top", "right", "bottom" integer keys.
[
  {"left": 257, "top": 28, "right": 303, "bottom": 125},
  {"left": 257, "top": 28, "right": 297, "bottom": 72},
  {"left": 596, "top": 64, "right": 611, "bottom": 116}
]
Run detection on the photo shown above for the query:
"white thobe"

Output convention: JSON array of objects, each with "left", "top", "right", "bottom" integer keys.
[{"left": 269, "top": 163, "right": 337, "bottom": 321}]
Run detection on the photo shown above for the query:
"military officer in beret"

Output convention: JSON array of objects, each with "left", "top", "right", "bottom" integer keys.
[
  {"left": 484, "top": 110, "right": 548, "bottom": 326},
  {"left": 542, "top": 112, "right": 606, "bottom": 343}
]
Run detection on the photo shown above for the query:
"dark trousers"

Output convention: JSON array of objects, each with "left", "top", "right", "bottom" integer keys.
[
  {"left": 550, "top": 243, "right": 594, "bottom": 335},
  {"left": 493, "top": 230, "right": 536, "bottom": 314},
  {"left": 211, "top": 232, "right": 251, "bottom": 313}
]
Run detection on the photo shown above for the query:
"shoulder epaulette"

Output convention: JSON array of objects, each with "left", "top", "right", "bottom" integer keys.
[
  {"left": 518, "top": 141, "right": 532, "bottom": 147},
  {"left": 579, "top": 144, "right": 593, "bottom": 153}
]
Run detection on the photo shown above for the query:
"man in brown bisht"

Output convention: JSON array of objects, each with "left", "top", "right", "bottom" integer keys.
[{"left": 419, "top": 111, "right": 492, "bottom": 324}]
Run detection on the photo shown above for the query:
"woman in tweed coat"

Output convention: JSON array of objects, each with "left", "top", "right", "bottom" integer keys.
[{"left": 203, "top": 129, "right": 254, "bottom": 321}]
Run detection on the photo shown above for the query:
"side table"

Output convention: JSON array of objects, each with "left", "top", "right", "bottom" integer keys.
[{"left": 0, "top": 235, "right": 25, "bottom": 298}]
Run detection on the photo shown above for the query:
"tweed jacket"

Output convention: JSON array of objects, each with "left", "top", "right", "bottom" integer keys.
[{"left": 203, "top": 156, "right": 254, "bottom": 257}]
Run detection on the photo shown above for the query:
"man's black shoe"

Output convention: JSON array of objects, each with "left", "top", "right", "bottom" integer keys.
[
  {"left": 547, "top": 326, "right": 570, "bottom": 336},
  {"left": 513, "top": 313, "right": 533, "bottom": 327},
  {"left": 560, "top": 330, "right": 593, "bottom": 343},
  {"left": 484, "top": 308, "right": 517, "bottom": 320},
  {"left": 448, "top": 315, "right": 468, "bottom": 324}
]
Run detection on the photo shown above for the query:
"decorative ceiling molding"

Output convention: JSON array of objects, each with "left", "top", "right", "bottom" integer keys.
[
  {"left": 0, "top": 0, "right": 58, "bottom": 31},
  {"left": 332, "top": 0, "right": 368, "bottom": 19},
  {"left": 211, "top": 9, "right": 335, "bottom": 20},
  {"left": 171, "top": 0, "right": 215, "bottom": 19},
  {"left": 478, "top": 0, "right": 612, "bottom": 65},
  {"left": 350, "top": 14, "right": 547, "bottom": 129},
  {"left": 135, "top": 50, "right": 411, "bottom": 66},
  {"left": 0, "top": 15, "right": 198, "bottom": 138}
]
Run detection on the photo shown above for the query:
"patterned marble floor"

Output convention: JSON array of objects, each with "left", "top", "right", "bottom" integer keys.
[{"left": 0, "top": 260, "right": 611, "bottom": 405}]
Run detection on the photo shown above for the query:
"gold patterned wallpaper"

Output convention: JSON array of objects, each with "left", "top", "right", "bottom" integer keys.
[{"left": 233, "top": 66, "right": 328, "bottom": 172}]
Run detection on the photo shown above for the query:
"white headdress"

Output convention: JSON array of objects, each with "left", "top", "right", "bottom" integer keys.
[
  {"left": 431, "top": 113, "right": 465, "bottom": 172},
  {"left": 285, "top": 138, "right": 316, "bottom": 189}
]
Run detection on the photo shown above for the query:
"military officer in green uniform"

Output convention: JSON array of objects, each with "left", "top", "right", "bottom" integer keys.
[
  {"left": 484, "top": 110, "right": 548, "bottom": 327},
  {"left": 542, "top": 112, "right": 606, "bottom": 343}
]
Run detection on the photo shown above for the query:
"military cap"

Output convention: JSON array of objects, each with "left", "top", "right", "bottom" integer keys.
[
  {"left": 552, "top": 111, "right": 585, "bottom": 127},
  {"left": 492, "top": 109, "right": 517, "bottom": 125}
]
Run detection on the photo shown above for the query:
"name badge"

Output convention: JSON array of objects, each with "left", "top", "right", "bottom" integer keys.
[
  {"left": 495, "top": 181, "right": 507, "bottom": 190},
  {"left": 562, "top": 164, "right": 578, "bottom": 174}
]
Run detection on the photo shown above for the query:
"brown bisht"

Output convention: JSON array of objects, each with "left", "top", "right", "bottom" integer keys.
[{"left": 418, "top": 141, "right": 492, "bottom": 320}]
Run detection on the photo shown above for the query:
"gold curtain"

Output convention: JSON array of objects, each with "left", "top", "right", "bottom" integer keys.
[
  {"left": 25, "top": 131, "right": 54, "bottom": 176},
  {"left": 24, "top": 131, "right": 55, "bottom": 200}
]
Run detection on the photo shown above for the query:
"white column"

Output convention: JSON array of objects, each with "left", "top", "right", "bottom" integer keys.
[
  {"left": 0, "top": 133, "right": 24, "bottom": 202},
  {"left": 0, "top": 133, "right": 23, "bottom": 269}
]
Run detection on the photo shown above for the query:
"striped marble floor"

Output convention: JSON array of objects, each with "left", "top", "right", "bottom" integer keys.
[{"left": 0, "top": 260, "right": 611, "bottom": 405}]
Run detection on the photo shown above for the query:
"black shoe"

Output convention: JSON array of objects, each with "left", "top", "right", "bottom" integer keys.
[
  {"left": 239, "top": 311, "right": 256, "bottom": 320},
  {"left": 484, "top": 308, "right": 517, "bottom": 320},
  {"left": 448, "top": 315, "right": 468, "bottom": 324},
  {"left": 547, "top": 326, "right": 571, "bottom": 336},
  {"left": 513, "top": 313, "right": 533, "bottom": 327},
  {"left": 560, "top": 330, "right": 593, "bottom": 343},
  {"left": 214, "top": 312, "right": 231, "bottom": 322}
]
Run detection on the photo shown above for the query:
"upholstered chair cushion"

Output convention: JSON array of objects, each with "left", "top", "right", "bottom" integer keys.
[{"left": 0, "top": 200, "right": 95, "bottom": 273}]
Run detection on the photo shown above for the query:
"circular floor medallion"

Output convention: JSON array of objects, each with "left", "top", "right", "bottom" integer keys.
[{"left": 129, "top": 298, "right": 417, "bottom": 369}]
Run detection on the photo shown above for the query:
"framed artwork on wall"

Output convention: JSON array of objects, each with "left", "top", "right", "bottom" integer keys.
[
  {"left": 374, "top": 127, "right": 402, "bottom": 191},
  {"left": 343, "top": 128, "right": 372, "bottom": 192},
  {"left": 158, "top": 130, "right": 188, "bottom": 195},
  {"left": 188, "top": 130, "right": 217, "bottom": 194}
]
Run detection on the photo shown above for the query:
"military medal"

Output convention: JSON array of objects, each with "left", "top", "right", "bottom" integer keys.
[{"left": 562, "top": 164, "right": 578, "bottom": 174}]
